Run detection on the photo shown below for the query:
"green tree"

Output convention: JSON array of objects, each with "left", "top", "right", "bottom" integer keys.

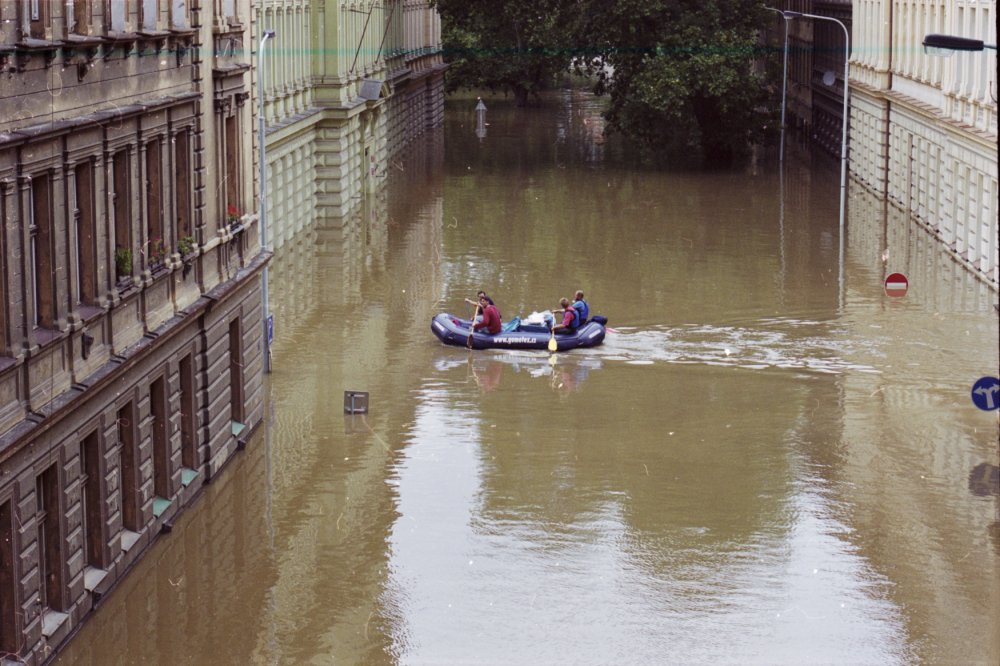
[
  {"left": 434, "top": 0, "right": 775, "bottom": 163},
  {"left": 578, "top": 0, "right": 773, "bottom": 164},
  {"left": 434, "top": 0, "right": 578, "bottom": 106}
]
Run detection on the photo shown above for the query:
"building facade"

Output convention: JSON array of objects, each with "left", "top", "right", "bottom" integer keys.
[
  {"left": 772, "top": 0, "right": 998, "bottom": 289},
  {"left": 257, "top": 0, "right": 446, "bottom": 249},
  {"left": 0, "top": 0, "right": 267, "bottom": 662},
  {"left": 850, "top": 0, "right": 997, "bottom": 288}
]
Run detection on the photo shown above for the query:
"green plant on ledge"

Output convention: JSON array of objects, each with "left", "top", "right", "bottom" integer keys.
[
  {"left": 114, "top": 247, "right": 133, "bottom": 278},
  {"left": 227, "top": 204, "right": 241, "bottom": 225},
  {"left": 177, "top": 235, "right": 196, "bottom": 257}
]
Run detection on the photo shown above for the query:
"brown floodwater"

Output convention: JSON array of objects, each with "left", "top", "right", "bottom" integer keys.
[{"left": 55, "top": 89, "right": 999, "bottom": 665}]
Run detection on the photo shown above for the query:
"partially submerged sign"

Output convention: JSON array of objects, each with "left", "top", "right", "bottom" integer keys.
[{"left": 344, "top": 390, "right": 369, "bottom": 414}]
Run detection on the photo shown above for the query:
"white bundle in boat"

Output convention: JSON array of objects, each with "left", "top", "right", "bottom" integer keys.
[{"left": 524, "top": 311, "right": 555, "bottom": 327}]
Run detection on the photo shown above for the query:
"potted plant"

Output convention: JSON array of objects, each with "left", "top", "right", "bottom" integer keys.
[
  {"left": 115, "top": 247, "right": 133, "bottom": 283},
  {"left": 177, "top": 235, "right": 197, "bottom": 279},
  {"left": 227, "top": 204, "right": 241, "bottom": 228},
  {"left": 177, "top": 235, "right": 196, "bottom": 258},
  {"left": 146, "top": 237, "right": 167, "bottom": 270}
]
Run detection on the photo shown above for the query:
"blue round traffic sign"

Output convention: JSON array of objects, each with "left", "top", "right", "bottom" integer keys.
[{"left": 971, "top": 376, "right": 1000, "bottom": 411}]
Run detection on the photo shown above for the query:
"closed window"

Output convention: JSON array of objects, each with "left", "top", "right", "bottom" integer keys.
[
  {"left": 80, "top": 431, "right": 105, "bottom": 569},
  {"left": 0, "top": 499, "right": 16, "bottom": 654},
  {"left": 112, "top": 149, "right": 133, "bottom": 281},
  {"left": 36, "top": 465, "right": 64, "bottom": 612},
  {"left": 66, "top": 0, "right": 91, "bottom": 34},
  {"left": 175, "top": 130, "right": 192, "bottom": 243},
  {"left": 150, "top": 376, "right": 170, "bottom": 498},
  {"left": 145, "top": 139, "right": 164, "bottom": 267},
  {"left": 117, "top": 402, "right": 139, "bottom": 532},
  {"left": 75, "top": 161, "right": 97, "bottom": 304},
  {"left": 25, "top": 0, "right": 50, "bottom": 39},
  {"left": 30, "top": 174, "right": 55, "bottom": 328}
]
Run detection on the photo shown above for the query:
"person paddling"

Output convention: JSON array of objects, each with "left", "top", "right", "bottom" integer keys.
[
  {"left": 473, "top": 295, "right": 502, "bottom": 334},
  {"left": 551, "top": 298, "right": 580, "bottom": 334}
]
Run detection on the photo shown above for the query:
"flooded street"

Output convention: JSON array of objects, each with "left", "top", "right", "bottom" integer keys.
[{"left": 55, "top": 90, "right": 999, "bottom": 665}]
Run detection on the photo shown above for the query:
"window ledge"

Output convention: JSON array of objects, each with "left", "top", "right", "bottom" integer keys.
[
  {"left": 32, "top": 325, "right": 68, "bottom": 350},
  {"left": 16, "top": 38, "right": 60, "bottom": 51},
  {"left": 120, "top": 529, "right": 140, "bottom": 552},
  {"left": 180, "top": 467, "right": 199, "bottom": 487},
  {"left": 41, "top": 609, "right": 69, "bottom": 638},
  {"left": 83, "top": 566, "right": 108, "bottom": 592},
  {"left": 152, "top": 496, "right": 172, "bottom": 518}
]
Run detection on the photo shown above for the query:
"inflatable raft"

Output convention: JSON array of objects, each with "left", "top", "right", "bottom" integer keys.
[{"left": 431, "top": 313, "right": 607, "bottom": 351}]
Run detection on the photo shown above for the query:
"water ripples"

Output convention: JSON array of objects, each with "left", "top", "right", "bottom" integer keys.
[{"left": 595, "top": 318, "right": 882, "bottom": 375}]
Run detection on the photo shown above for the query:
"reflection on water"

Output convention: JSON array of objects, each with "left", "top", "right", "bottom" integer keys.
[{"left": 54, "top": 89, "right": 999, "bottom": 666}]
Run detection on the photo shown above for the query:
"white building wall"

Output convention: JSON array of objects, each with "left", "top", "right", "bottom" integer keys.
[
  {"left": 253, "top": 0, "right": 446, "bottom": 238},
  {"left": 849, "top": 0, "right": 998, "bottom": 288}
]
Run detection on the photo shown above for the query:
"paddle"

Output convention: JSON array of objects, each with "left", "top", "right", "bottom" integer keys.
[
  {"left": 548, "top": 312, "right": 558, "bottom": 352},
  {"left": 467, "top": 303, "right": 480, "bottom": 349}
]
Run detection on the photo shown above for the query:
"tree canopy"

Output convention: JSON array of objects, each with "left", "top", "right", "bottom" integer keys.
[
  {"left": 433, "top": 0, "right": 775, "bottom": 164},
  {"left": 434, "top": 0, "right": 579, "bottom": 107}
]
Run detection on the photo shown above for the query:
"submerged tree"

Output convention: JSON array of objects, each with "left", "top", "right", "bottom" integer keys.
[
  {"left": 577, "top": 1, "right": 773, "bottom": 164},
  {"left": 434, "top": 0, "right": 774, "bottom": 163},
  {"left": 434, "top": 0, "right": 579, "bottom": 106}
]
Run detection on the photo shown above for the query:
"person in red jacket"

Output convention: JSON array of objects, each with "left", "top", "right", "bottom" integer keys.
[{"left": 473, "top": 295, "right": 502, "bottom": 334}]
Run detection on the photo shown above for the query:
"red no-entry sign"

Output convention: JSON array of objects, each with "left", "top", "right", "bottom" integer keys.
[{"left": 885, "top": 272, "right": 908, "bottom": 297}]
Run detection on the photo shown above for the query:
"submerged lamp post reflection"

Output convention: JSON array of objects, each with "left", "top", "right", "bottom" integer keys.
[{"left": 781, "top": 11, "right": 850, "bottom": 256}]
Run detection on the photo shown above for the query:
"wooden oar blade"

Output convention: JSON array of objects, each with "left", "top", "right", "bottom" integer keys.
[{"left": 548, "top": 334, "right": 558, "bottom": 352}]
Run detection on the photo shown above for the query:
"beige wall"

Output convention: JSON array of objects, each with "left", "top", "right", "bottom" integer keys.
[{"left": 849, "top": 0, "right": 998, "bottom": 288}]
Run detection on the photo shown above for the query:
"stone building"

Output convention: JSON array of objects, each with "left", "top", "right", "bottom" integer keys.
[
  {"left": 0, "top": 0, "right": 267, "bottom": 662},
  {"left": 850, "top": 0, "right": 997, "bottom": 288},
  {"left": 771, "top": 0, "right": 998, "bottom": 288},
  {"left": 257, "top": 0, "right": 446, "bottom": 250}
]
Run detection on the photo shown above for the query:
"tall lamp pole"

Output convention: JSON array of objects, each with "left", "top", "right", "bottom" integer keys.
[
  {"left": 764, "top": 7, "right": 790, "bottom": 163},
  {"left": 783, "top": 11, "right": 850, "bottom": 307},
  {"left": 259, "top": 30, "right": 275, "bottom": 373}
]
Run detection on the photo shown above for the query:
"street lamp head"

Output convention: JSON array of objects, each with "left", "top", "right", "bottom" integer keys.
[
  {"left": 923, "top": 33, "right": 985, "bottom": 52},
  {"left": 264, "top": 30, "right": 276, "bottom": 39},
  {"left": 782, "top": 10, "right": 803, "bottom": 19}
]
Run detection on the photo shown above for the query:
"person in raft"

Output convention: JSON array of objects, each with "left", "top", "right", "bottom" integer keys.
[
  {"left": 571, "top": 290, "right": 589, "bottom": 324},
  {"left": 465, "top": 290, "right": 500, "bottom": 322},
  {"left": 473, "top": 295, "right": 502, "bottom": 334},
  {"left": 551, "top": 298, "right": 580, "bottom": 334}
]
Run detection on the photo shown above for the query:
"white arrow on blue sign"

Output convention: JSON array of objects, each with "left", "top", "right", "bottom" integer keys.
[{"left": 971, "top": 376, "right": 1000, "bottom": 411}]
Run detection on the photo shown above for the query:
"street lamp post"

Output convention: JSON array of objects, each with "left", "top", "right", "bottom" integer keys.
[
  {"left": 780, "top": 11, "right": 850, "bottom": 308},
  {"left": 764, "top": 7, "right": 790, "bottom": 163},
  {"left": 259, "top": 30, "right": 275, "bottom": 373},
  {"left": 782, "top": 11, "right": 850, "bottom": 251},
  {"left": 922, "top": 34, "right": 997, "bottom": 53}
]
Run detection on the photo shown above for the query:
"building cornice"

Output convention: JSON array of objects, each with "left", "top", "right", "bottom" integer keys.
[{"left": 851, "top": 79, "right": 998, "bottom": 150}]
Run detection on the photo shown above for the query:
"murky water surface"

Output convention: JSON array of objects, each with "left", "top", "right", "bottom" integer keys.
[{"left": 56, "top": 91, "right": 999, "bottom": 665}]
